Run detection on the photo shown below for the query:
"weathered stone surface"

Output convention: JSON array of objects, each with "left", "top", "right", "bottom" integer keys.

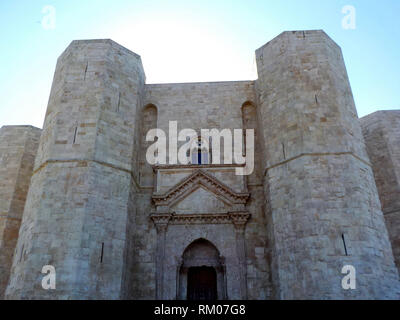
[
  {"left": 2, "top": 31, "right": 400, "bottom": 300},
  {"left": 5, "top": 39, "right": 145, "bottom": 299},
  {"left": 255, "top": 30, "right": 399, "bottom": 299},
  {"left": 0, "top": 126, "right": 41, "bottom": 299},
  {"left": 361, "top": 111, "right": 400, "bottom": 272}
]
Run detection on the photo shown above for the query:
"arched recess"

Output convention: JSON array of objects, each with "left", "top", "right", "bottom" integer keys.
[
  {"left": 139, "top": 104, "right": 158, "bottom": 186},
  {"left": 241, "top": 101, "right": 262, "bottom": 180},
  {"left": 177, "top": 238, "right": 227, "bottom": 300},
  {"left": 241, "top": 101, "right": 257, "bottom": 152}
]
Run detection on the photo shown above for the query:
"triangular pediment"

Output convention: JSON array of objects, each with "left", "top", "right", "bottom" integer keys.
[
  {"left": 171, "top": 185, "right": 231, "bottom": 214},
  {"left": 152, "top": 169, "right": 249, "bottom": 208}
]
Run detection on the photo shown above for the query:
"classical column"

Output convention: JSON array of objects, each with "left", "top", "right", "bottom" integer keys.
[
  {"left": 217, "top": 256, "right": 227, "bottom": 300},
  {"left": 151, "top": 214, "right": 171, "bottom": 299},
  {"left": 230, "top": 212, "right": 250, "bottom": 300},
  {"left": 176, "top": 257, "right": 186, "bottom": 300}
]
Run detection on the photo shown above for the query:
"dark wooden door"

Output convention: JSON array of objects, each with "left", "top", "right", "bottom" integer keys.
[{"left": 187, "top": 267, "right": 217, "bottom": 300}]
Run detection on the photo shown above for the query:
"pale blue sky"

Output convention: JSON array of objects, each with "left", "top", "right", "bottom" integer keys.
[{"left": 0, "top": 0, "right": 399, "bottom": 128}]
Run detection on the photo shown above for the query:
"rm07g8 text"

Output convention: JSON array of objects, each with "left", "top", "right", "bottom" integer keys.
[{"left": 198, "top": 304, "right": 246, "bottom": 315}]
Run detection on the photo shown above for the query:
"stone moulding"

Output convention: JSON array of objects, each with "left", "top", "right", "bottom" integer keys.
[
  {"left": 152, "top": 169, "right": 249, "bottom": 207},
  {"left": 150, "top": 212, "right": 251, "bottom": 225}
]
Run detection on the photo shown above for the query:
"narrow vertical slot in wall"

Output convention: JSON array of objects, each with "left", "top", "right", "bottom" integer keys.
[
  {"left": 83, "top": 61, "right": 88, "bottom": 81},
  {"left": 73, "top": 126, "right": 78, "bottom": 144},
  {"left": 341, "top": 234, "right": 348, "bottom": 256},
  {"left": 100, "top": 242, "right": 104, "bottom": 263},
  {"left": 19, "top": 244, "right": 24, "bottom": 262},
  {"left": 117, "top": 92, "right": 121, "bottom": 112}
]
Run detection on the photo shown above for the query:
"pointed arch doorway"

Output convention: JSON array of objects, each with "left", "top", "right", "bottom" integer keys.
[{"left": 177, "top": 238, "right": 227, "bottom": 300}]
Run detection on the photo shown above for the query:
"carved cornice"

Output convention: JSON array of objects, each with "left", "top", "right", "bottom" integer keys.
[
  {"left": 152, "top": 169, "right": 249, "bottom": 207},
  {"left": 171, "top": 213, "right": 231, "bottom": 225},
  {"left": 150, "top": 211, "right": 251, "bottom": 226}
]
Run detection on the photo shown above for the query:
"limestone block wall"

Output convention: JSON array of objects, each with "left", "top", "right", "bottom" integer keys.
[
  {"left": 244, "top": 184, "right": 271, "bottom": 299},
  {"left": 125, "top": 187, "right": 156, "bottom": 299},
  {"left": 0, "top": 126, "right": 41, "bottom": 299},
  {"left": 5, "top": 39, "right": 145, "bottom": 299},
  {"left": 145, "top": 81, "right": 255, "bottom": 133},
  {"left": 256, "top": 30, "right": 399, "bottom": 299},
  {"left": 127, "top": 81, "right": 272, "bottom": 299},
  {"left": 144, "top": 81, "right": 256, "bottom": 164},
  {"left": 138, "top": 104, "right": 158, "bottom": 187},
  {"left": 360, "top": 111, "right": 400, "bottom": 271}
]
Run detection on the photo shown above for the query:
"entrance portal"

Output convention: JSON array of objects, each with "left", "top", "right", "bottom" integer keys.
[
  {"left": 177, "top": 238, "right": 227, "bottom": 300},
  {"left": 187, "top": 266, "right": 217, "bottom": 300}
]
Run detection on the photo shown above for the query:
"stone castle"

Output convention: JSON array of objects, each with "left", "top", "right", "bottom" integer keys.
[{"left": 1, "top": 30, "right": 400, "bottom": 299}]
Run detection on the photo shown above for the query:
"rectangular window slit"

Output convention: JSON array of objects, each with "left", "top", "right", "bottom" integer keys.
[
  {"left": 73, "top": 126, "right": 78, "bottom": 144},
  {"left": 117, "top": 92, "right": 121, "bottom": 112},
  {"left": 100, "top": 242, "right": 104, "bottom": 263},
  {"left": 282, "top": 142, "right": 286, "bottom": 160},
  {"left": 84, "top": 62, "right": 88, "bottom": 81},
  {"left": 315, "top": 94, "right": 318, "bottom": 104},
  {"left": 342, "top": 233, "right": 348, "bottom": 256},
  {"left": 19, "top": 244, "right": 24, "bottom": 262}
]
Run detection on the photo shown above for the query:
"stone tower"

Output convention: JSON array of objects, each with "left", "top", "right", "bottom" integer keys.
[
  {"left": 255, "top": 30, "right": 399, "bottom": 299},
  {"left": 2, "top": 30, "right": 400, "bottom": 300},
  {"left": 360, "top": 111, "right": 400, "bottom": 272},
  {"left": 0, "top": 126, "right": 41, "bottom": 299},
  {"left": 5, "top": 40, "right": 145, "bottom": 299}
]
